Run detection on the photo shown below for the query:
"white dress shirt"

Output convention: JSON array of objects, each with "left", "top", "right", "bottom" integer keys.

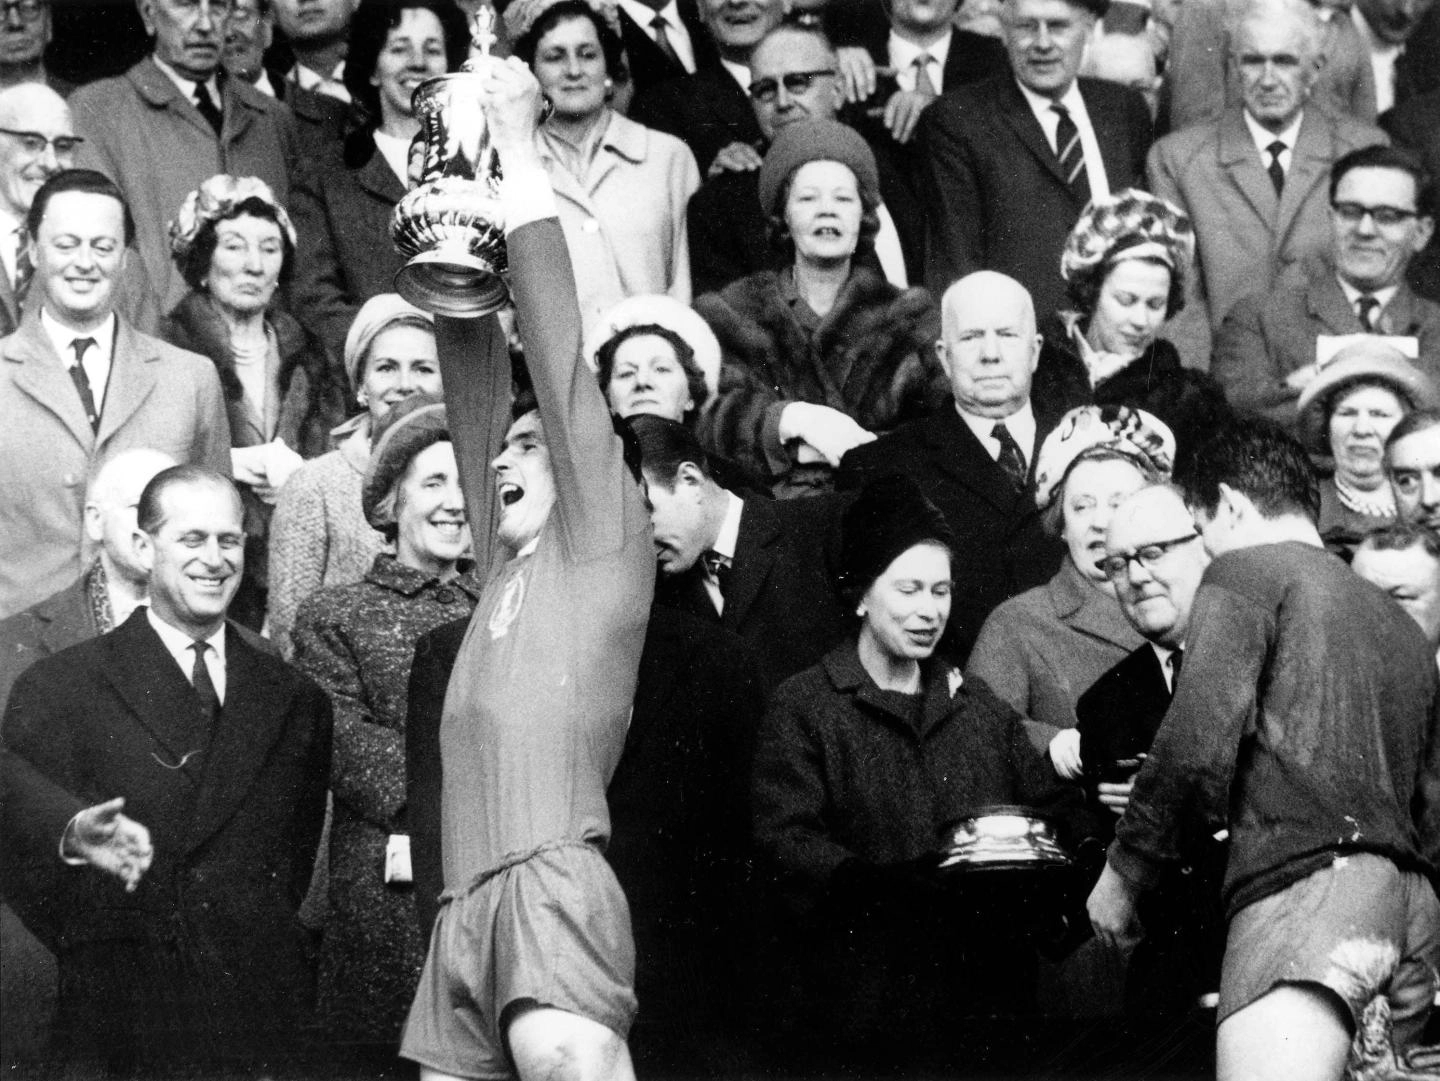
[
  {"left": 720, "top": 58, "right": 750, "bottom": 92},
  {"left": 704, "top": 490, "right": 744, "bottom": 614},
  {"left": 43, "top": 307, "right": 116, "bottom": 413},
  {"left": 957, "top": 400, "right": 1038, "bottom": 471},
  {"left": 889, "top": 29, "right": 953, "bottom": 95},
  {"left": 0, "top": 204, "right": 21, "bottom": 288},
  {"left": 146, "top": 606, "right": 228, "bottom": 705},
  {"left": 291, "top": 60, "right": 351, "bottom": 104},
  {"left": 1243, "top": 108, "right": 1302, "bottom": 180},
  {"left": 1016, "top": 78, "right": 1111, "bottom": 200},
  {"left": 1149, "top": 641, "right": 1178, "bottom": 693},
  {"left": 617, "top": 0, "right": 698, "bottom": 73}
]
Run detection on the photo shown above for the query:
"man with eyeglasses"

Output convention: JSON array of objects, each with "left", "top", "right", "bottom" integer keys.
[
  {"left": 1213, "top": 142, "right": 1439, "bottom": 427},
  {"left": 1088, "top": 417, "right": 1440, "bottom": 1081},
  {"left": 686, "top": 22, "right": 924, "bottom": 293},
  {"left": 0, "top": 0, "right": 56, "bottom": 93},
  {"left": 1074, "top": 483, "right": 1224, "bottom": 1037},
  {"left": 1151, "top": 0, "right": 1387, "bottom": 367},
  {"left": 918, "top": 0, "right": 1153, "bottom": 328},
  {"left": 68, "top": 0, "right": 297, "bottom": 313}
]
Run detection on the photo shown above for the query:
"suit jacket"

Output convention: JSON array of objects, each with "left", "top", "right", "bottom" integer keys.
[
  {"left": 1148, "top": 105, "right": 1387, "bottom": 365},
  {"left": 290, "top": 135, "right": 409, "bottom": 363},
  {"left": 686, "top": 136, "right": 927, "bottom": 296},
  {"left": 408, "top": 607, "right": 764, "bottom": 1038},
  {"left": 1381, "top": 89, "right": 1440, "bottom": 303},
  {"left": 630, "top": 66, "right": 761, "bottom": 176},
  {"left": 652, "top": 493, "right": 850, "bottom": 692},
  {"left": 0, "top": 574, "right": 99, "bottom": 716},
  {"left": 71, "top": 58, "right": 297, "bottom": 314},
  {"left": 0, "top": 611, "right": 331, "bottom": 1069},
  {"left": 1212, "top": 270, "right": 1440, "bottom": 427},
  {"left": 837, "top": 395, "right": 1078, "bottom": 665},
  {"left": 1075, "top": 642, "right": 1170, "bottom": 805},
  {"left": 0, "top": 310, "right": 231, "bottom": 619},
  {"left": 618, "top": 0, "right": 719, "bottom": 97},
  {"left": 918, "top": 74, "right": 1152, "bottom": 320}
]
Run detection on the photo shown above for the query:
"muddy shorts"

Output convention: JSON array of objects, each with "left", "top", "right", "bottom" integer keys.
[
  {"left": 1220, "top": 853, "right": 1440, "bottom": 1046},
  {"left": 400, "top": 840, "right": 637, "bottom": 1080}
]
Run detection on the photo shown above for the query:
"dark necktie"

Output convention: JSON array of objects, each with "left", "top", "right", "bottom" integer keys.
[
  {"left": 992, "top": 422, "right": 1027, "bottom": 491},
  {"left": 650, "top": 13, "right": 682, "bottom": 69},
  {"left": 1051, "top": 103, "right": 1090, "bottom": 202},
  {"left": 912, "top": 53, "right": 938, "bottom": 97},
  {"left": 1266, "top": 140, "right": 1286, "bottom": 196},
  {"left": 1356, "top": 294, "right": 1381, "bottom": 333},
  {"left": 194, "top": 82, "right": 223, "bottom": 137},
  {"left": 1170, "top": 646, "right": 1182, "bottom": 681},
  {"left": 190, "top": 639, "right": 219, "bottom": 738},
  {"left": 12, "top": 225, "right": 32, "bottom": 302},
  {"left": 702, "top": 550, "right": 731, "bottom": 595},
  {"left": 69, "top": 337, "right": 100, "bottom": 432}
]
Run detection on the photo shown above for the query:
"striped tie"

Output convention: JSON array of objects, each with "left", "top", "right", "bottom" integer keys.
[{"left": 1051, "top": 103, "right": 1089, "bottom": 202}]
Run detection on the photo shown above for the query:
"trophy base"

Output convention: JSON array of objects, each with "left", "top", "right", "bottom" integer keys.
[{"left": 394, "top": 249, "right": 510, "bottom": 318}]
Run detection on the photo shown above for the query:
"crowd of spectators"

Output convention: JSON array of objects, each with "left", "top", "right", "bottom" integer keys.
[{"left": 1, "top": 0, "right": 1440, "bottom": 1078}]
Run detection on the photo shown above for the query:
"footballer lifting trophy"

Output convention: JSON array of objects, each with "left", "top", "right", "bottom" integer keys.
[{"left": 391, "top": 5, "right": 509, "bottom": 317}]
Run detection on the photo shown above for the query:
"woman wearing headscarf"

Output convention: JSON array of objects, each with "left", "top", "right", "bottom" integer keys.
[
  {"left": 291, "top": 394, "right": 483, "bottom": 1066},
  {"left": 268, "top": 295, "right": 440, "bottom": 657},
  {"left": 696, "top": 119, "right": 947, "bottom": 497}
]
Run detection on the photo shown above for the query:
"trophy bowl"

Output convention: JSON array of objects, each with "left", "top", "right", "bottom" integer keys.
[
  {"left": 391, "top": 60, "right": 510, "bottom": 317},
  {"left": 939, "top": 805, "right": 1072, "bottom": 873}
]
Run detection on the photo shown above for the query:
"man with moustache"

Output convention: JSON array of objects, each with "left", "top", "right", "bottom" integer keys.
[
  {"left": 1212, "top": 144, "right": 1440, "bottom": 426},
  {"left": 69, "top": 0, "right": 296, "bottom": 312},
  {"left": 1387, "top": 407, "right": 1440, "bottom": 532},
  {"left": 1, "top": 465, "right": 332, "bottom": 1077}
]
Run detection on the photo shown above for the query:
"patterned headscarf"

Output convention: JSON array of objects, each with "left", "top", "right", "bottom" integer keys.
[{"left": 1033, "top": 405, "right": 1176, "bottom": 511}]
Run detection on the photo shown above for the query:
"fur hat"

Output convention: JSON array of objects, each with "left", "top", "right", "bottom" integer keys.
[
  {"left": 758, "top": 119, "right": 881, "bottom": 219},
  {"left": 836, "top": 474, "right": 956, "bottom": 605},
  {"left": 363, "top": 393, "right": 449, "bottom": 531},
  {"left": 344, "top": 294, "right": 436, "bottom": 392},
  {"left": 1060, "top": 189, "right": 1194, "bottom": 286},
  {"left": 1034, "top": 404, "right": 1175, "bottom": 511}
]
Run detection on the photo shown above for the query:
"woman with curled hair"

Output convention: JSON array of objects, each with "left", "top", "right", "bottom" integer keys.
[
  {"left": 1058, "top": 189, "right": 1229, "bottom": 459},
  {"left": 161, "top": 175, "right": 347, "bottom": 627},
  {"left": 289, "top": 0, "right": 471, "bottom": 359},
  {"left": 696, "top": 119, "right": 948, "bottom": 496},
  {"left": 586, "top": 293, "right": 720, "bottom": 427},
  {"left": 508, "top": 0, "right": 700, "bottom": 332}
]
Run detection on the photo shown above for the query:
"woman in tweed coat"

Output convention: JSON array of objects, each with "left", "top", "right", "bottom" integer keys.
[{"left": 291, "top": 394, "right": 481, "bottom": 1060}]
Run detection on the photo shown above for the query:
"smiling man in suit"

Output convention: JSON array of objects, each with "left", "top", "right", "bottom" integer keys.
[
  {"left": 919, "top": 0, "right": 1153, "bottom": 328},
  {"left": 629, "top": 413, "right": 849, "bottom": 692},
  {"left": 1, "top": 465, "right": 332, "bottom": 1077},
  {"left": 838, "top": 270, "right": 1082, "bottom": 663},
  {"left": 1149, "top": 0, "right": 1388, "bottom": 365},
  {"left": 0, "top": 169, "right": 229, "bottom": 621}
]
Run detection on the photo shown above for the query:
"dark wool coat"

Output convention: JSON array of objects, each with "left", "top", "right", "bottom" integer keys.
[
  {"left": 695, "top": 267, "right": 948, "bottom": 492},
  {"left": 289, "top": 555, "right": 483, "bottom": 1044}
]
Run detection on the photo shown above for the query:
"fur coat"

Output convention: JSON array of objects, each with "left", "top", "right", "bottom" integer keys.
[{"left": 695, "top": 267, "right": 947, "bottom": 494}]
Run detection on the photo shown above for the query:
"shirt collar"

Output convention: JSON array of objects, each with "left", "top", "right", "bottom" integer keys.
[
  {"left": 150, "top": 53, "right": 221, "bottom": 107},
  {"left": 889, "top": 28, "right": 953, "bottom": 76},
  {"left": 618, "top": 0, "right": 683, "bottom": 29},
  {"left": 956, "top": 399, "right": 1037, "bottom": 460},
  {"left": 1243, "top": 107, "right": 1303, "bottom": 158},
  {"left": 711, "top": 490, "right": 744, "bottom": 562},
  {"left": 1015, "top": 75, "right": 1085, "bottom": 124},
  {"left": 1337, "top": 275, "right": 1400, "bottom": 312},
  {"left": 720, "top": 58, "right": 750, "bottom": 91},
  {"left": 41, "top": 308, "right": 117, "bottom": 361},
  {"left": 145, "top": 605, "right": 227, "bottom": 664},
  {"left": 292, "top": 59, "right": 346, "bottom": 90}
]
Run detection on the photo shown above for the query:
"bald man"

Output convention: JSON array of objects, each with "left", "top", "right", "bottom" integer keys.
[
  {"left": 838, "top": 270, "right": 1086, "bottom": 663},
  {"left": 0, "top": 84, "right": 157, "bottom": 336}
]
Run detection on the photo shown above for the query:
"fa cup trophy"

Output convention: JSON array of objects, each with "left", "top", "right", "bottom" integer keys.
[{"left": 391, "top": 6, "right": 509, "bottom": 317}]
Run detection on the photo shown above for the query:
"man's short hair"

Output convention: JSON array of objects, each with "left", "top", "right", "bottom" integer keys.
[
  {"left": 1386, "top": 408, "right": 1440, "bottom": 464},
  {"left": 1227, "top": 0, "right": 1323, "bottom": 59},
  {"left": 26, "top": 168, "right": 135, "bottom": 246},
  {"left": 136, "top": 464, "right": 239, "bottom": 535},
  {"left": 1331, "top": 143, "right": 1436, "bottom": 220},
  {"left": 758, "top": 17, "right": 838, "bottom": 58},
  {"left": 1178, "top": 417, "right": 1321, "bottom": 525},
  {"left": 1359, "top": 520, "right": 1440, "bottom": 561},
  {"left": 625, "top": 413, "right": 714, "bottom": 488}
]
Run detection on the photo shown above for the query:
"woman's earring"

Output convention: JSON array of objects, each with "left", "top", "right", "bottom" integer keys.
[
  {"left": 855, "top": 604, "right": 867, "bottom": 618},
  {"left": 357, "top": 390, "right": 368, "bottom": 407}
]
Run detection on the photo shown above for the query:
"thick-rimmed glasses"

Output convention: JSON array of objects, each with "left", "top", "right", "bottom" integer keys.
[
  {"left": 0, "top": 0, "right": 44, "bottom": 21},
  {"left": 1100, "top": 532, "right": 1200, "bottom": 581},
  {"left": 1331, "top": 201, "right": 1421, "bottom": 228},
  {"left": 748, "top": 69, "right": 836, "bottom": 103},
  {"left": 0, "top": 128, "right": 82, "bottom": 155}
]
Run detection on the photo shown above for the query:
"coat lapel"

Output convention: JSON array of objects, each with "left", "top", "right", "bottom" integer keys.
[
  {"left": 927, "top": 408, "right": 1026, "bottom": 513},
  {"left": 132, "top": 57, "right": 218, "bottom": 142},
  {"left": 1276, "top": 111, "right": 1331, "bottom": 246},
  {"left": 5, "top": 312, "right": 94, "bottom": 448},
  {"left": 99, "top": 612, "right": 209, "bottom": 786},
  {"left": 1049, "top": 559, "right": 1138, "bottom": 651},
  {"left": 1306, "top": 274, "right": 1362, "bottom": 334},
  {"left": 354, "top": 148, "right": 407, "bottom": 204},
  {"left": 95, "top": 320, "right": 158, "bottom": 448},
  {"left": 724, "top": 499, "right": 779, "bottom": 629},
  {"left": 1381, "top": 285, "right": 1430, "bottom": 337},
  {"left": 1218, "top": 108, "right": 1278, "bottom": 226},
  {"left": 995, "top": 78, "right": 1068, "bottom": 189},
  {"left": 182, "top": 626, "right": 293, "bottom": 855}
]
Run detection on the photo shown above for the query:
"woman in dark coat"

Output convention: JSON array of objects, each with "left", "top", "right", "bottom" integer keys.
[
  {"left": 752, "top": 477, "right": 1089, "bottom": 1066},
  {"left": 161, "top": 174, "right": 348, "bottom": 627},
  {"left": 695, "top": 120, "right": 947, "bottom": 497},
  {"left": 1054, "top": 189, "right": 1229, "bottom": 461},
  {"left": 290, "top": 394, "right": 482, "bottom": 1065}
]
